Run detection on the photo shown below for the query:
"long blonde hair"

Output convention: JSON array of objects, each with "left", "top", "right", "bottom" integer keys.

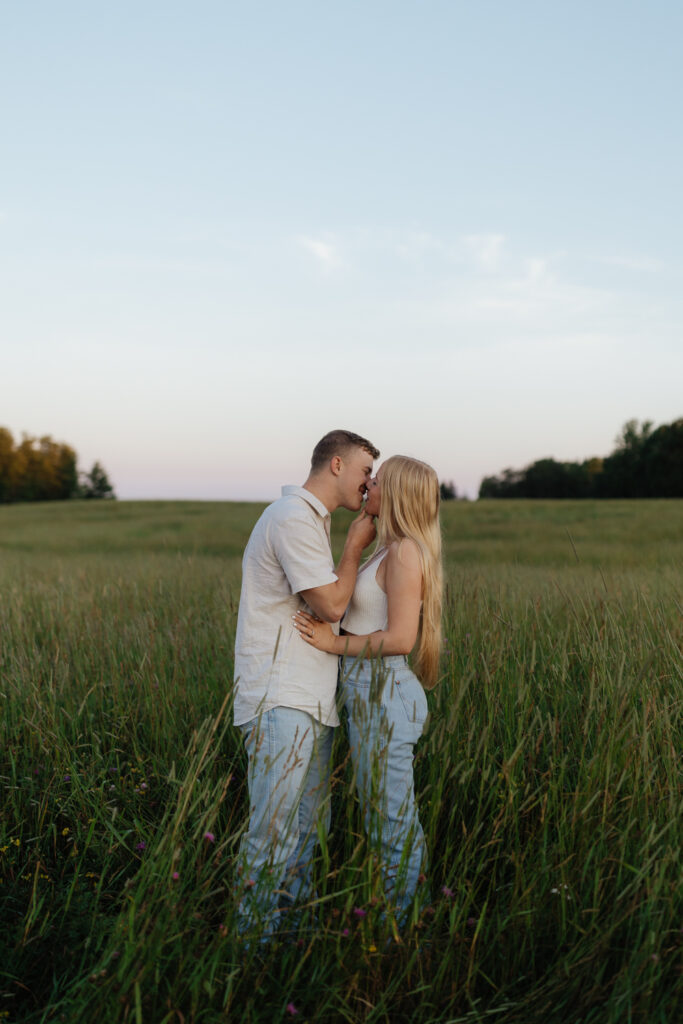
[{"left": 376, "top": 456, "right": 443, "bottom": 689}]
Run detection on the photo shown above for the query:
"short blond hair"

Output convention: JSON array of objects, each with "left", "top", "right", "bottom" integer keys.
[{"left": 310, "top": 430, "right": 379, "bottom": 472}]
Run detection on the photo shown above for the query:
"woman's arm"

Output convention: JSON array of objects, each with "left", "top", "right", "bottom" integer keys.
[{"left": 293, "top": 539, "right": 422, "bottom": 657}]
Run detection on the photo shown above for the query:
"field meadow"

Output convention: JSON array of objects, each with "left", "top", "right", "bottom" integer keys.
[{"left": 0, "top": 499, "right": 681, "bottom": 1023}]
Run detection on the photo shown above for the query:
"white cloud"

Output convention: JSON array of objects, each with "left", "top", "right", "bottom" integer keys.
[
  {"left": 298, "top": 235, "right": 339, "bottom": 272},
  {"left": 595, "top": 254, "right": 664, "bottom": 273},
  {"left": 463, "top": 233, "right": 506, "bottom": 271},
  {"left": 395, "top": 230, "right": 447, "bottom": 263}
]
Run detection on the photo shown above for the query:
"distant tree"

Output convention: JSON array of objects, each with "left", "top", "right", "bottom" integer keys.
[
  {"left": 0, "top": 430, "right": 78, "bottom": 502},
  {"left": 440, "top": 480, "right": 457, "bottom": 501},
  {"left": 599, "top": 419, "right": 654, "bottom": 497},
  {"left": 0, "top": 427, "right": 111, "bottom": 503},
  {"left": 479, "top": 467, "right": 525, "bottom": 498},
  {"left": 477, "top": 417, "right": 680, "bottom": 499},
  {"left": 0, "top": 427, "right": 15, "bottom": 503},
  {"left": 79, "top": 461, "right": 116, "bottom": 500},
  {"left": 640, "top": 418, "right": 683, "bottom": 497}
]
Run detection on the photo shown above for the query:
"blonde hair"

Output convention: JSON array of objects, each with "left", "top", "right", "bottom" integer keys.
[{"left": 376, "top": 456, "right": 443, "bottom": 689}]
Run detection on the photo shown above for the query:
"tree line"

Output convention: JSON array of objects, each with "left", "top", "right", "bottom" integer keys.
[
  {"left": 478, "top": 418, "right": 683, "bottom": 499},
  {"left": 0, "top": 428, "right": 115, "bottom": 503}
]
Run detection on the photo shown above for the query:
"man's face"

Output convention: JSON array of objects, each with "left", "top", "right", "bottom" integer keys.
[{"left": 337, "top": 447, "right": 374, "bottom": 511}]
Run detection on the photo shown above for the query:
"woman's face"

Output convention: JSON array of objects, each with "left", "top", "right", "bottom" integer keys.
[{"left": 364, "top": 463, "right": 384, "bottom": 517}]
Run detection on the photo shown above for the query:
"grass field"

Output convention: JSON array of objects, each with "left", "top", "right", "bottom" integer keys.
[{"left": 0, "top": 499, "right": 681, "bottom": 1023}]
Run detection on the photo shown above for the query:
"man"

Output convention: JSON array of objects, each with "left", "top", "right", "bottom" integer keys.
[{"left": 233, "top": 429, "right": 380, "bottom": 936}]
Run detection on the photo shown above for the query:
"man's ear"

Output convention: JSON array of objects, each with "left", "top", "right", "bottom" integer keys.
[{"left": 330, "top": 455, "right": 343, "bottom": 476}]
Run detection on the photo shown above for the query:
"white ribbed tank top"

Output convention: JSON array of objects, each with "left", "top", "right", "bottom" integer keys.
[{"left": 341, "top": 547, "right": 389, "bottom": 634}]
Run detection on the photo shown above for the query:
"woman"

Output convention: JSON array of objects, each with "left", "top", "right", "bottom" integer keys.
[{"left": 294, "top": 455, "right": 443, "bottom": 920}]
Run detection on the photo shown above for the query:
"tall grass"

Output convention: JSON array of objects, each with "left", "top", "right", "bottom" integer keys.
[{"left": 0, "top": 500, "right": 680, "bottom": 1022}]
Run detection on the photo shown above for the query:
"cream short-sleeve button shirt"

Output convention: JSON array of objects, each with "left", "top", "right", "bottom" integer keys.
[{"left": 233, "top": 486, "right": 341, "bottom": 727}]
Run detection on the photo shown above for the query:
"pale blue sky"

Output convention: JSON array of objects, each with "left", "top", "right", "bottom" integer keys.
[{"left": 2, "top": 1, "right": 681, "bottom": 498}]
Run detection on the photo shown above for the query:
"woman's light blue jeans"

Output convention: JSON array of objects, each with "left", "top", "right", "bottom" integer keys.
[
  {"left": 236, "top": 707, "right": 333, "bottom": 937},
  {"left": 340, "top": 655, "right": 429, "bottom": 919}
]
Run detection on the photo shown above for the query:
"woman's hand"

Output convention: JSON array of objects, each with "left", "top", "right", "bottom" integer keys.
[{"left": 293, "top": 610, "right": 338, "bottom": 653}]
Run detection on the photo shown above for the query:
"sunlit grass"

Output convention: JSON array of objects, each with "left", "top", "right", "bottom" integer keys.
[{"left": 0, "top": 499, "right": 680, "bottom": 1022}]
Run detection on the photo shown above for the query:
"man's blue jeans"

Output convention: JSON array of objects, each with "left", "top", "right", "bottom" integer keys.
[
  {"left": 340, "top": 655, "right": 429, "bottom": 919},
  {"left": 236, "top": 707, "right": 333, "bottom": 937}
]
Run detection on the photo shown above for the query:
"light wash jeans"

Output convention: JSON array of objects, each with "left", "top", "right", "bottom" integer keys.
[
  {"left": 236, "top": 706, "right": 333, "bottom": 937},
  {"left": 340, "top": 655, "right": 429, "bottom": 919}
]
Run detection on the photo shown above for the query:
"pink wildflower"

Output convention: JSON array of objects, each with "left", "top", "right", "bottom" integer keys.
[
  {"left": 286, "top": 1003, "right": 299, "bottom": 1016},
  {"left": 172, "top": 871, "right": 180, "bottom": 880},
  {"left": 203, "top": 831, "right": 215, "bottom": 843},
  {"left": 353, "top": 907, "right": 367, "bottom": 918}
]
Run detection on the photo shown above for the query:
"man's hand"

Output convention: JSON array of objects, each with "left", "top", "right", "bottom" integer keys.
[
  {"left": 299, "top": 511, "right": 376, "bottom": 623},
  {"left": 346, "top": 509, "right": 377, "bottom": 551}
]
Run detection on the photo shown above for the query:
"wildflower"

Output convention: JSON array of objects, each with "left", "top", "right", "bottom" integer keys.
[
  {"left": 417, "top": 873, "right": 427, "bottom": 884},
  {"left": 353, "top": 907, "right": 367, "bottom": 918},
  {"left": 172, "top": 871, "right": 180, "bottom": 881},
  {"left": 203, "top": 831, "right": 215, "bottom": 843},
  {"left": 341, "top": 928, "right": 349, "bottom": 937},
  {"left": 140, "top": 782, "right": 148, "bottom": 790},
  {"left": 218, "top": 923, "right": 228, "bottom": 936},
  {"left": 286, "top": 1003, "right": 298, "bottom": 1017},
  {"left": 441, "top": 886, "right": 454, "bottom": 898},
  {"left": 111, "top": 951, "right": 120, "bottom": 959},
  {"left": 63, "top": 775, "right": 71, "bottom": 782},
  {"left": 368, "top": 944, "right": 377, "bottom": 953},
  {"left": 61, "top": 828, "right": 70, "bottom": 837},
  {"left": 136, "top": 841, "right": 146, "bottom": 851},
  {"left": 650, "top": 953, "right": 660, "bottom": 963},
  {"left": 551, "top": 884, "right": 572, "bottom": 900}
]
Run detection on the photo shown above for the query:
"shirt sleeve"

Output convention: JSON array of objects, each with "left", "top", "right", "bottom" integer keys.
[{"left": 271, "top": 511, "right": 338, "bottom": 595}]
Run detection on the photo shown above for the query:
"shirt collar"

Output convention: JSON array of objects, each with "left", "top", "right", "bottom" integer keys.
[{"left": 281, "top": 485, "right": 331, "bottom": 520}]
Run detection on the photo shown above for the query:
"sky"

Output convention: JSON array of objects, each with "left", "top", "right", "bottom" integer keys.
[{"left": 2, "top": 0, "right": 682, "bottom": 500}]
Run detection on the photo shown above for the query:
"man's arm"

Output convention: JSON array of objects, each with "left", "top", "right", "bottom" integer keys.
[{"left": 300, "top": 511, "right": 376, "bottom": 622}]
